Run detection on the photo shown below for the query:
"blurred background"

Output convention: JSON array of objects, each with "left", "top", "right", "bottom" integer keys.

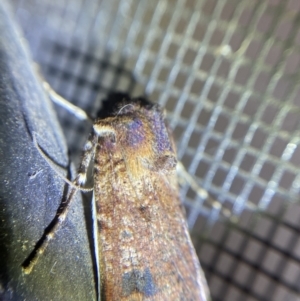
[{"left": 9, "top": 0, "right": 300, "bottom": 300}]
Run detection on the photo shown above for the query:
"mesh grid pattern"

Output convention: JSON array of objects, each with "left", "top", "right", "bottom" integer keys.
[{"left": 11, "top": 0, "right": 300, "bottom": 300}]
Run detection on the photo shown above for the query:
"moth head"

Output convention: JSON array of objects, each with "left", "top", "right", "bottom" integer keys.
[{"left": 94, "top": 104, "right": 177, "bottom": 174}]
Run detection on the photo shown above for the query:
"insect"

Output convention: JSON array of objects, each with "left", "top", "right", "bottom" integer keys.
[{"left": 23, "top": 91, "right": 210, "bottom": 300}]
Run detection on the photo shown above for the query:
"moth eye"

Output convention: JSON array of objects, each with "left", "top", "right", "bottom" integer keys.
[
  {"left": 109, "top": 134, "right": 116, "bottom": 143},
  {"left": 98, "top": 132, "right": 116, "bottom": 144}
]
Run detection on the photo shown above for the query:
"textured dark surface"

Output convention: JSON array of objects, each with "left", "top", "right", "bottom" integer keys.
[{"left": 0, "top": 2, "right": 96, "bottom": 300}]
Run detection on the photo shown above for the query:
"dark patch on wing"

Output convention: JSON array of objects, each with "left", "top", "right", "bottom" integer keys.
[
  {"left": 126, "top": 118, "right": 145, "bottom": 147},
  {"left": 139, "top": 205, "right": 152, "bottom": 222},
  {"left": 97, "top": 219, "right": 104, "bottom": 231},
  {"left": 122, "top": 268, "right": 156, "bottom": 297},
  {"left": 121, "top": 230, "right": 132, "bottom": 239}
]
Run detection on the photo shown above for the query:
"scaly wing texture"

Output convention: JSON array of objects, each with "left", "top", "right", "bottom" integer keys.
[{"left": 94, "top": 136, "right": 209, "bottom": 301}]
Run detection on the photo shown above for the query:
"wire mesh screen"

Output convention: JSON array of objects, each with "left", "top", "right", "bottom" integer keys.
[{"left": 10, "top": 0, "right": 300, "bottom": 300}]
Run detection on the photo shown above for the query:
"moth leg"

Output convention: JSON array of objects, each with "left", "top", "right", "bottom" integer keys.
[
  {"left": 23, "top": 133, "right": 97, "bottom": 274},
  {"left": 177, "top": 161, "right": 209, "bottom": 200},
  {"left": 177, "top": 161, "right": 260, "bottom": 221},
  {"left": 42, "top": 81, "right": 93, "bottom": 122},
  {"left": 32, "top": 132, "right": 92, "bottom": 192},
  {"left": 32, "top": 64, "right": 90, "bottom": 122}
]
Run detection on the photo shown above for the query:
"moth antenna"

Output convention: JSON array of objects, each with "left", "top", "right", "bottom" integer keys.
[
  {"left": 176, "top": 161, "right": 261, "bottom": 221},
  {"left": 22, "top": 186, "right": 78, "bottom": 274},
  {"left": 23, "top": 133, "right": 97, "bottom": 273},
  {"left": 116, "top": 103, "right": 134, "bottom": 116},
  {"left": 32, "top": 132, "right": 93, "bottom": 192}
]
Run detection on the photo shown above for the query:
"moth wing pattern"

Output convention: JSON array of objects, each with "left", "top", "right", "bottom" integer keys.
[{"left": 91, "top": 97, "right": 210, "bottom": 300}]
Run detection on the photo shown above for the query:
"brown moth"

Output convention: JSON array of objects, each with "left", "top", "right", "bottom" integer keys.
[{"left": 24, "top": 95, "right": 210, "bottom": 300}]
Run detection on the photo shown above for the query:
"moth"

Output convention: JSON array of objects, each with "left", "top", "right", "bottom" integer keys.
[{"left": 23, "top": 92, "right": 210, "bottom": 300}]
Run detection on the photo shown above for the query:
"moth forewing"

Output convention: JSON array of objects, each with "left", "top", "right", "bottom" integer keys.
[{"left": 91, "top": 98, "right": 210, "bottom": 300}]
